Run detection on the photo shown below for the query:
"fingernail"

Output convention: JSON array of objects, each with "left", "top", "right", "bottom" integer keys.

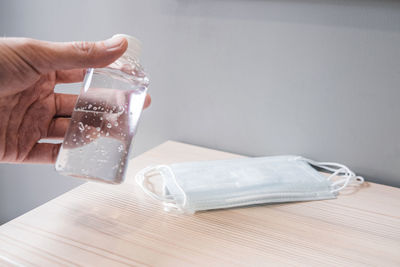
[{"left": 104, "top": 36, "right": 125, "bottom": 51}]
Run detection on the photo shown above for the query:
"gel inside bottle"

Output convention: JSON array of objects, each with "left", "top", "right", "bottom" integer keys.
[{"left": 56, "top": 34, "right": 149, "bottom": 184}]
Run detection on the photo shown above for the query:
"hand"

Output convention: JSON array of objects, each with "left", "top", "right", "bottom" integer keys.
[{"left": 0, "top": 36, "right": 151, "bottom": 164}]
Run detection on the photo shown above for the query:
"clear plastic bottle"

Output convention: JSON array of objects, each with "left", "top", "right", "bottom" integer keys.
[{"left": 56, "top": 34, "right": 149, "bottom": 184}]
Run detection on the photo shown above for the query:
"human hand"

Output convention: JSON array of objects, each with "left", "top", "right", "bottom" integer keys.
[{"left": 0, "top": 36, "right": 151, "bottom": 164}]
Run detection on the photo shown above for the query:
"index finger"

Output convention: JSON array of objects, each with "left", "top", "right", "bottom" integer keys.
[
  {"left": 55, "top": 69, "right": 86, "bottom": 84},
  {"left": 55, "top": 93, "right": 78, "bottom": 117}
]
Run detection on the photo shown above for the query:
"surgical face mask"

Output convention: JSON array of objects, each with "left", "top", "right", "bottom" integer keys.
[{"left": 135, "top": 155, "right": 364, "bottom": 214}]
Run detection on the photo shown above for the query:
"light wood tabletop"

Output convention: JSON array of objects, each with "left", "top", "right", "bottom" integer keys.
[{"left": 0, "top": 141, "right": 399, "bottom": 266}]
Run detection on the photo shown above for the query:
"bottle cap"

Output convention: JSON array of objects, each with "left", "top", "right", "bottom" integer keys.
[{"left": 112, "top": 33, "right": 141, "bottom": 60}]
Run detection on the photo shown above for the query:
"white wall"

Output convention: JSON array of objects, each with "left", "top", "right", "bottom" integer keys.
[{"left": 1, "top": 0, "right": 399, "bottom": 223}]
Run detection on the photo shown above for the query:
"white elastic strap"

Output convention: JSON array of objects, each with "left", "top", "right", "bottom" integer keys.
[
  {"left": 302, "top": 158, "right": 364, "bottom": 193},
  {"left": 135, "top": 165, "right": 187, "bottom": 212}
]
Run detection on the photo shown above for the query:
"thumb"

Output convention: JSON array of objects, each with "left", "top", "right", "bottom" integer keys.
[{"left": 18, "top": 36, "right": 128, "bottom": 72}]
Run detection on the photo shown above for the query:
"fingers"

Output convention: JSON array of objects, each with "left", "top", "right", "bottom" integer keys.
[
  {"left": 48, "top": 117, "right": 70, "bottom": 138},
  {"left": 23, "top": 143, "right": 61, "bottom": 164},
  {"left": 26, "top": 93, "right": 151, "bottom": 164},
  {"left": 55, "top": 93, "right": 77, "bottom": 117},
  {"left": 55, "top": 68, "right": 86, "bottom": 84},
  {"left": 144, "top": 94, "right": 151, "bottom": 109},
  {"left": 55, "top": 92, "right": 149, "bottom": 117},
  {"left": 11, "top": 36, "right": 128, "bottom": 72}
]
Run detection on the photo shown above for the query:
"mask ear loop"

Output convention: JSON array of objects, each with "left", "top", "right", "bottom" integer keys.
[
  {"left": 301, "top": 158, "right": 364, "bottom": 193},
  {"left": 135, "top": 165, "right": 187, "bottom": 213}
]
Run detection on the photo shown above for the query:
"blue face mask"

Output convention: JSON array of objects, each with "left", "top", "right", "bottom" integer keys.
[{"left": 135, "top": 155, "right": 364, "bottom": 214}]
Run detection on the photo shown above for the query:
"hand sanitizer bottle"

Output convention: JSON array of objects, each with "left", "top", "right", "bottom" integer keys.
[{"left": 56, "top": 34, "right": 149, "bottom": 184}]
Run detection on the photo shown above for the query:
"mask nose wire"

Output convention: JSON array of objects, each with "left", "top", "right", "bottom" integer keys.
[{"left": 135, "top": 165, "right": 187, "bottom": 212}]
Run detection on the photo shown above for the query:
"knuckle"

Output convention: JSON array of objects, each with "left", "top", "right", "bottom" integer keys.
[
  {"left": 17, "top": 38, "right": 41, "bottom": 54},
  {"left": 18, "top": 37, "right": 34, "bottom": 48},
  {"left": 71, "top": 41, "right": 96, "bottom": 65},
  {"left": 73, "top": 41, "right": 95, "bottom": 56}
]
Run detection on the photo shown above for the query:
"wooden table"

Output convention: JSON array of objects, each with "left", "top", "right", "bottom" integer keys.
[{"left": 0, "top": 141, "right": 399, "bottom": 266}]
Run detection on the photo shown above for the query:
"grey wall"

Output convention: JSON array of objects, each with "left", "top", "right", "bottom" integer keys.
[{"left": 0, "top": 0, "right": 399, "bottom": 223}]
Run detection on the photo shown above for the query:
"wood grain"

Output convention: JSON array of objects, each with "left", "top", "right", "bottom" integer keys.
[{"left": 0, "top": 141, "right": 399, "bottom": 266}]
